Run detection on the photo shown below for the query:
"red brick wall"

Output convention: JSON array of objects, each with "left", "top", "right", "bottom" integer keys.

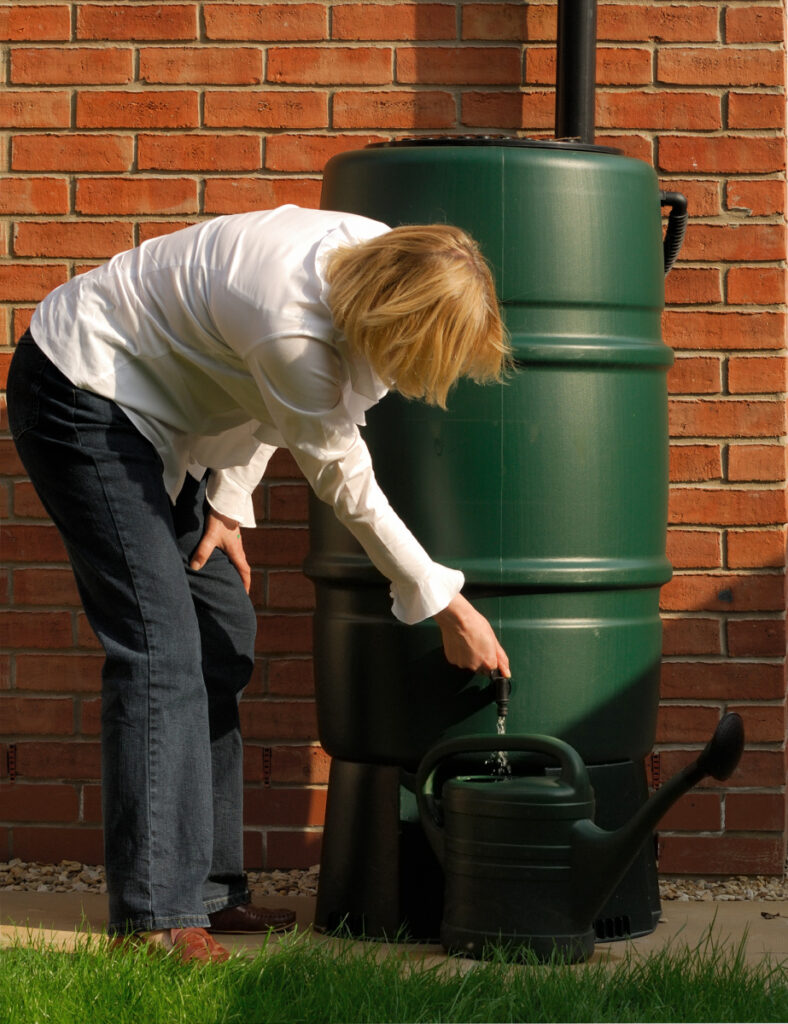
[{"left": 1, "top": 1, "right": 785, "bottom": 876}]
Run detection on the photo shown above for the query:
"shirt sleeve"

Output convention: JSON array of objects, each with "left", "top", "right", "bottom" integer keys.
[{"left": 243, "top": 335, "right": 464, "bottom": 624}]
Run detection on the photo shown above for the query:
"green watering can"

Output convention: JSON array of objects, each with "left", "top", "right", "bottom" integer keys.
[{"left": 416, "top": 713, "right": 744, "bottom": 962}]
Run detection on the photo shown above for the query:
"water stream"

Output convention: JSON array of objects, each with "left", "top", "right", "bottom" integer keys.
[{"left": 486, "top": 714, "right": 512, "bottom": 777}]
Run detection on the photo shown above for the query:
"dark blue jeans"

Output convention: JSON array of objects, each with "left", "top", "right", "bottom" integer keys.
[{"left": 8, "top": 333, "right": 257, "bottom": 933}]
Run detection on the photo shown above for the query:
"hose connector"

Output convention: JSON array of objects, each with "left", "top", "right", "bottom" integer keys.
[{"left": 491, "top": 669, "right": 512, "bottom": 720}]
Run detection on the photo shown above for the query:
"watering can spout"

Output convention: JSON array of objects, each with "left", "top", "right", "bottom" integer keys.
[{"left": 571, "top": 713, "right": 745, "bottom": 925}]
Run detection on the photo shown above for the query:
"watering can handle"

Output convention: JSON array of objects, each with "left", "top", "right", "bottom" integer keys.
[{"left": 415, "top": 733, "right": 588, "bottom": 864}]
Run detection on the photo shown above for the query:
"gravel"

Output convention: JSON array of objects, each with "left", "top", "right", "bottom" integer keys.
[{"left": 0, "top": 859, "right": 784, "bottom": 902}]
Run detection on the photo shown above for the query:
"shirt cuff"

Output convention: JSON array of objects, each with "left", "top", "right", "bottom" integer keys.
[
  {"left": 390, "top": 565, "right": 465, "bottom": 625},
  {"left": 205, "top": 470, "right": 257, "bottom": 528}
]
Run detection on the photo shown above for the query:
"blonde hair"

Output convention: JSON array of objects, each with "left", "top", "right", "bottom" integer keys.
[{"left": 324, "top": 224, "right": 511, "bottom": 409}]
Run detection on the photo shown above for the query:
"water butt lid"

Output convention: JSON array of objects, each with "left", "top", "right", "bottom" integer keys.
[
  {"left": 443, "top": 773, "right": 594, "bottom": 822},
  {"left": 368, "top": 134, "right": 621, "bottom": 155}
]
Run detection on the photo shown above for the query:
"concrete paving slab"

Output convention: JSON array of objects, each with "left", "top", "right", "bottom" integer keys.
[{"left": 1, "top": 890, "right": 786, "bottom": 968}]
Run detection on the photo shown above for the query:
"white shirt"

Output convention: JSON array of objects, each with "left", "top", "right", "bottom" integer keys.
[{"left": 30, "top": 204, "right": 464, "bottom": 624}]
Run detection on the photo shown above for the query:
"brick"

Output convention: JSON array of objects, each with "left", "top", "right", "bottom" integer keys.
[
  {"left": 597, "top": 91, "right": 721, "bottom": 132},
  {"left": 728, "top": 355, "right": 787, "bottom": 395},
  {"left": 656, "top": 703, "right": 722, "bottom": 744},
  {"left": 526, "top": 46, "right": 652, "bottom": 86},
  {"left": 462, "top": 90, "right": 554, "bottom": 131},
  {"left": 0, "top": 524, "right": 69, "bottom": 562},
  {"left": 660, "top": 573, "right": 785, "bottom": 613},
  {"left": 728, "top": 92, "right": 786, "bottom": 131},
  {"left": 667, "top": 357, "right": 721, "bottom": 395},
  {"left": 669, "top": 487, "right": 785, "bottom": 527},
  {"left": 241, "top": 698, "right": 318, "bottom": 740},
  {"left": 0, "top": 177, "right": 68, "bottom": 215},
  {"left": 12, "top": 481, "right": 48, "bottom": 518},
  {"left": 14, "top": 741, "right": 102, "bottom": 780},
  {"left": 660, "top": 179, "right": 721, "bottom": 218},
  {"left": 665, "top": 268, "right": 722, "bottom": 306},
  {"left": 333, "top": 90, "right": 455, "bottom": 130},
  {"left": 728, "top": 445, "right": 785, "bottom": 483},
  {"left": 76, "top": 91, "right": 199, "bottom": 129},
  {"left": 11, "top": 47, "right": 133, "bottom": 84},
  {"left": 658, "top": 47, "right": 784, "bottom": 87},
  {"left": 15, "top": 653, "right": 102, "bottom": 692},
  {"left": 0, "top": 782, "right": 78, "bottom": 821},
  {"left": 0, "top": 4, "right": 71, "bottom": 40},
  {"left": 268, "top": 483, "right": 309, "bottom": 523},
  {"left": 14, "top": 221, "right": 133, "bottom": 258},
  {"left": 204, "top": 3, "right": 326, "bottom": 41},
  {"left": 204, "top": 91, "right": 327, "bottom": 129},
  {"left": 337, "top": 3, "right": 456, "bottom": 40},
  {"left": 665, "top": 312, "right": 786, "bottom": 352},
  {"left": 679, "top": 224, "right": 786, "bottom": 263},
  {"left": 1, "top": 696, "right": 74, "bottom": 734},
  {"left": 727, "top": 268, "right": 786, "bottom": 307},
  {"left": 727, "top": 704, "right": 787, "bottom": 744},
  {"left": 660, "top": 661, "right": 785, "bottom": 700},
  {"left": 11, "top": 826, "right": 104, "bottom": 864},
  {"left": 727, "top": 618, "right": 786, "bottom": 658},
  {"left": 79, "top": 698, "right": 101, "bottom": 734},
  {"left": 12, "top": 133, "right": 134, "bottom": 172},
  {"left": 659, "top": 792, "right": 722, "bottom": 832},
  {"left": 139, "top": 46, "right": 262, "bottom": 84},
  {"left": 268, "top": 572, "right": 315, "bottom": 611},
  {"left": 658, "top": 835, "right": 784, "bottom": 875},
  {"left": 727, "top": 179, "right": 785, "bottom": 216},
  {"left": 12, "top": 568, "right": 82, "bottom": 607},
  {"left": 76, "top": 177, "right": 198, "bottom": 216},
  {"left": 666, "top": 528, "right": 722, "bottom": 568},
  {"left": 265, "top": 133, "right": 384, "bottom": 173},
  {"left": 269, "top": 744, "right": 329, "bottom": 784},
  {"left": 269, "top": 46, "right": 392, "bottom": 85},
  {"left": 0, "top": 437, "right": 26, "bottom": 475},
  {"left": 203, "top": 176, "right": 322, "bottom": 214},
  {"left": 398, "top": 45, "right": 520, "bottom": 85},
  {"left": 245, "top": 786, "right": 326, "bottom": 827},
  {"left": 0, "top": 90, "right": 70, "bottom": 128},
  {"left": 726, "top": 6, "right": 785, "bottom": 43},
  {"left": 659, "top": 135, "right": 785, "bottom": 175},
  {"left": 599, "top": 4, "right": 720, "bottom": 42},
  {"left": 138, "top": 221, "right": 198, "bottom": 243},
  {"left": 138, "top": 134, "right": 261, "bottom": 172},
  {"left": 77, "top": 3, "right": 197, "bottom": 40},
  {"left": 669, "top": 399, "right": 785, "bottom": 439},
  {"left": 266, "top": 829, "right": 322, "bottom": 869},
  {"left": 76, "top": 613, "right": 100, "bottom": 650},
  {"left": 244, "top": 527, "right": 309, "bottom": 567},
  {"left": 243, "top": 828, "right": 263, "bottom": 867},
  {"left": 726, "top": 792, "right": 785, "bottom": 832},
  {"left": 669, "top": 445, "right": 722, "bottom": 482},
  {"left": 255, "top": 614, "right": 312, "bottom": 654},
  {"left": 727, "top": 529, "right": 787, "bottom": 569},
  {"left": 82, "top": 784, "right": 102, "bottom": 822},
  {"left": 1, "top": 610, "right": 73, "bottom": 649},
  {"left": 268, "top": 659, "right": 314, "bottom": 697},
  {"left": 662, "top": 616, "right": 722, "bottom": 656}
]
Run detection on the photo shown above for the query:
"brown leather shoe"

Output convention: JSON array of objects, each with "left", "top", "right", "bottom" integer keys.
[
  {"left": 207, "top": 902, "right": 296, "bottom": 934},
  {"left": 111, "top": 927, "right": 230, "bottom": 964}
]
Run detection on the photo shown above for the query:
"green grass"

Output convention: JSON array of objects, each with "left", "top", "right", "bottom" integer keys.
[{"left": 0, "top": 927, "right": 785, "bottom": 1024}]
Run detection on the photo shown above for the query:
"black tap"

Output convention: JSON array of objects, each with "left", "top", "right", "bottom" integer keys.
[{"left": 491, "top": 669, "right": 512, "bottom": 720}]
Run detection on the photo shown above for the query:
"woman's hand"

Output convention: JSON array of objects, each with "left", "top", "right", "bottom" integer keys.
[
  {"left": 433, "top": 593, "right": 510, "bottom": 677},
  {"left": 189, "top": 509, "right": 252, "bottom": 593}
]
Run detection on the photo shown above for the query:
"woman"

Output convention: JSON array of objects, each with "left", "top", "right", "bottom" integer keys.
[{"left": 8, "top": 204, "right": 511, "bottom": 964}]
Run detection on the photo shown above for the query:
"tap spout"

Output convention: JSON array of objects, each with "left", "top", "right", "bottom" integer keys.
[{"left": 491, "top": 669, "right": 512, "bottom": 720}]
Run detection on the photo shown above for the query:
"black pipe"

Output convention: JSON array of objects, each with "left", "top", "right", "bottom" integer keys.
[{"left": 555, "top": 0, "right": 598, "bottom": 144}]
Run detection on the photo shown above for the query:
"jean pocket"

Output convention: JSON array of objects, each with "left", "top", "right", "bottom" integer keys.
[{"left": 7, "top": 336, "right": 45, "bottom": 440}]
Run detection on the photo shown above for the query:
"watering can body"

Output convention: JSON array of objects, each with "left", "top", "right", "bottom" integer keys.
[{"left": 417, "top": 717, "right": 744, "bottom": 962}]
